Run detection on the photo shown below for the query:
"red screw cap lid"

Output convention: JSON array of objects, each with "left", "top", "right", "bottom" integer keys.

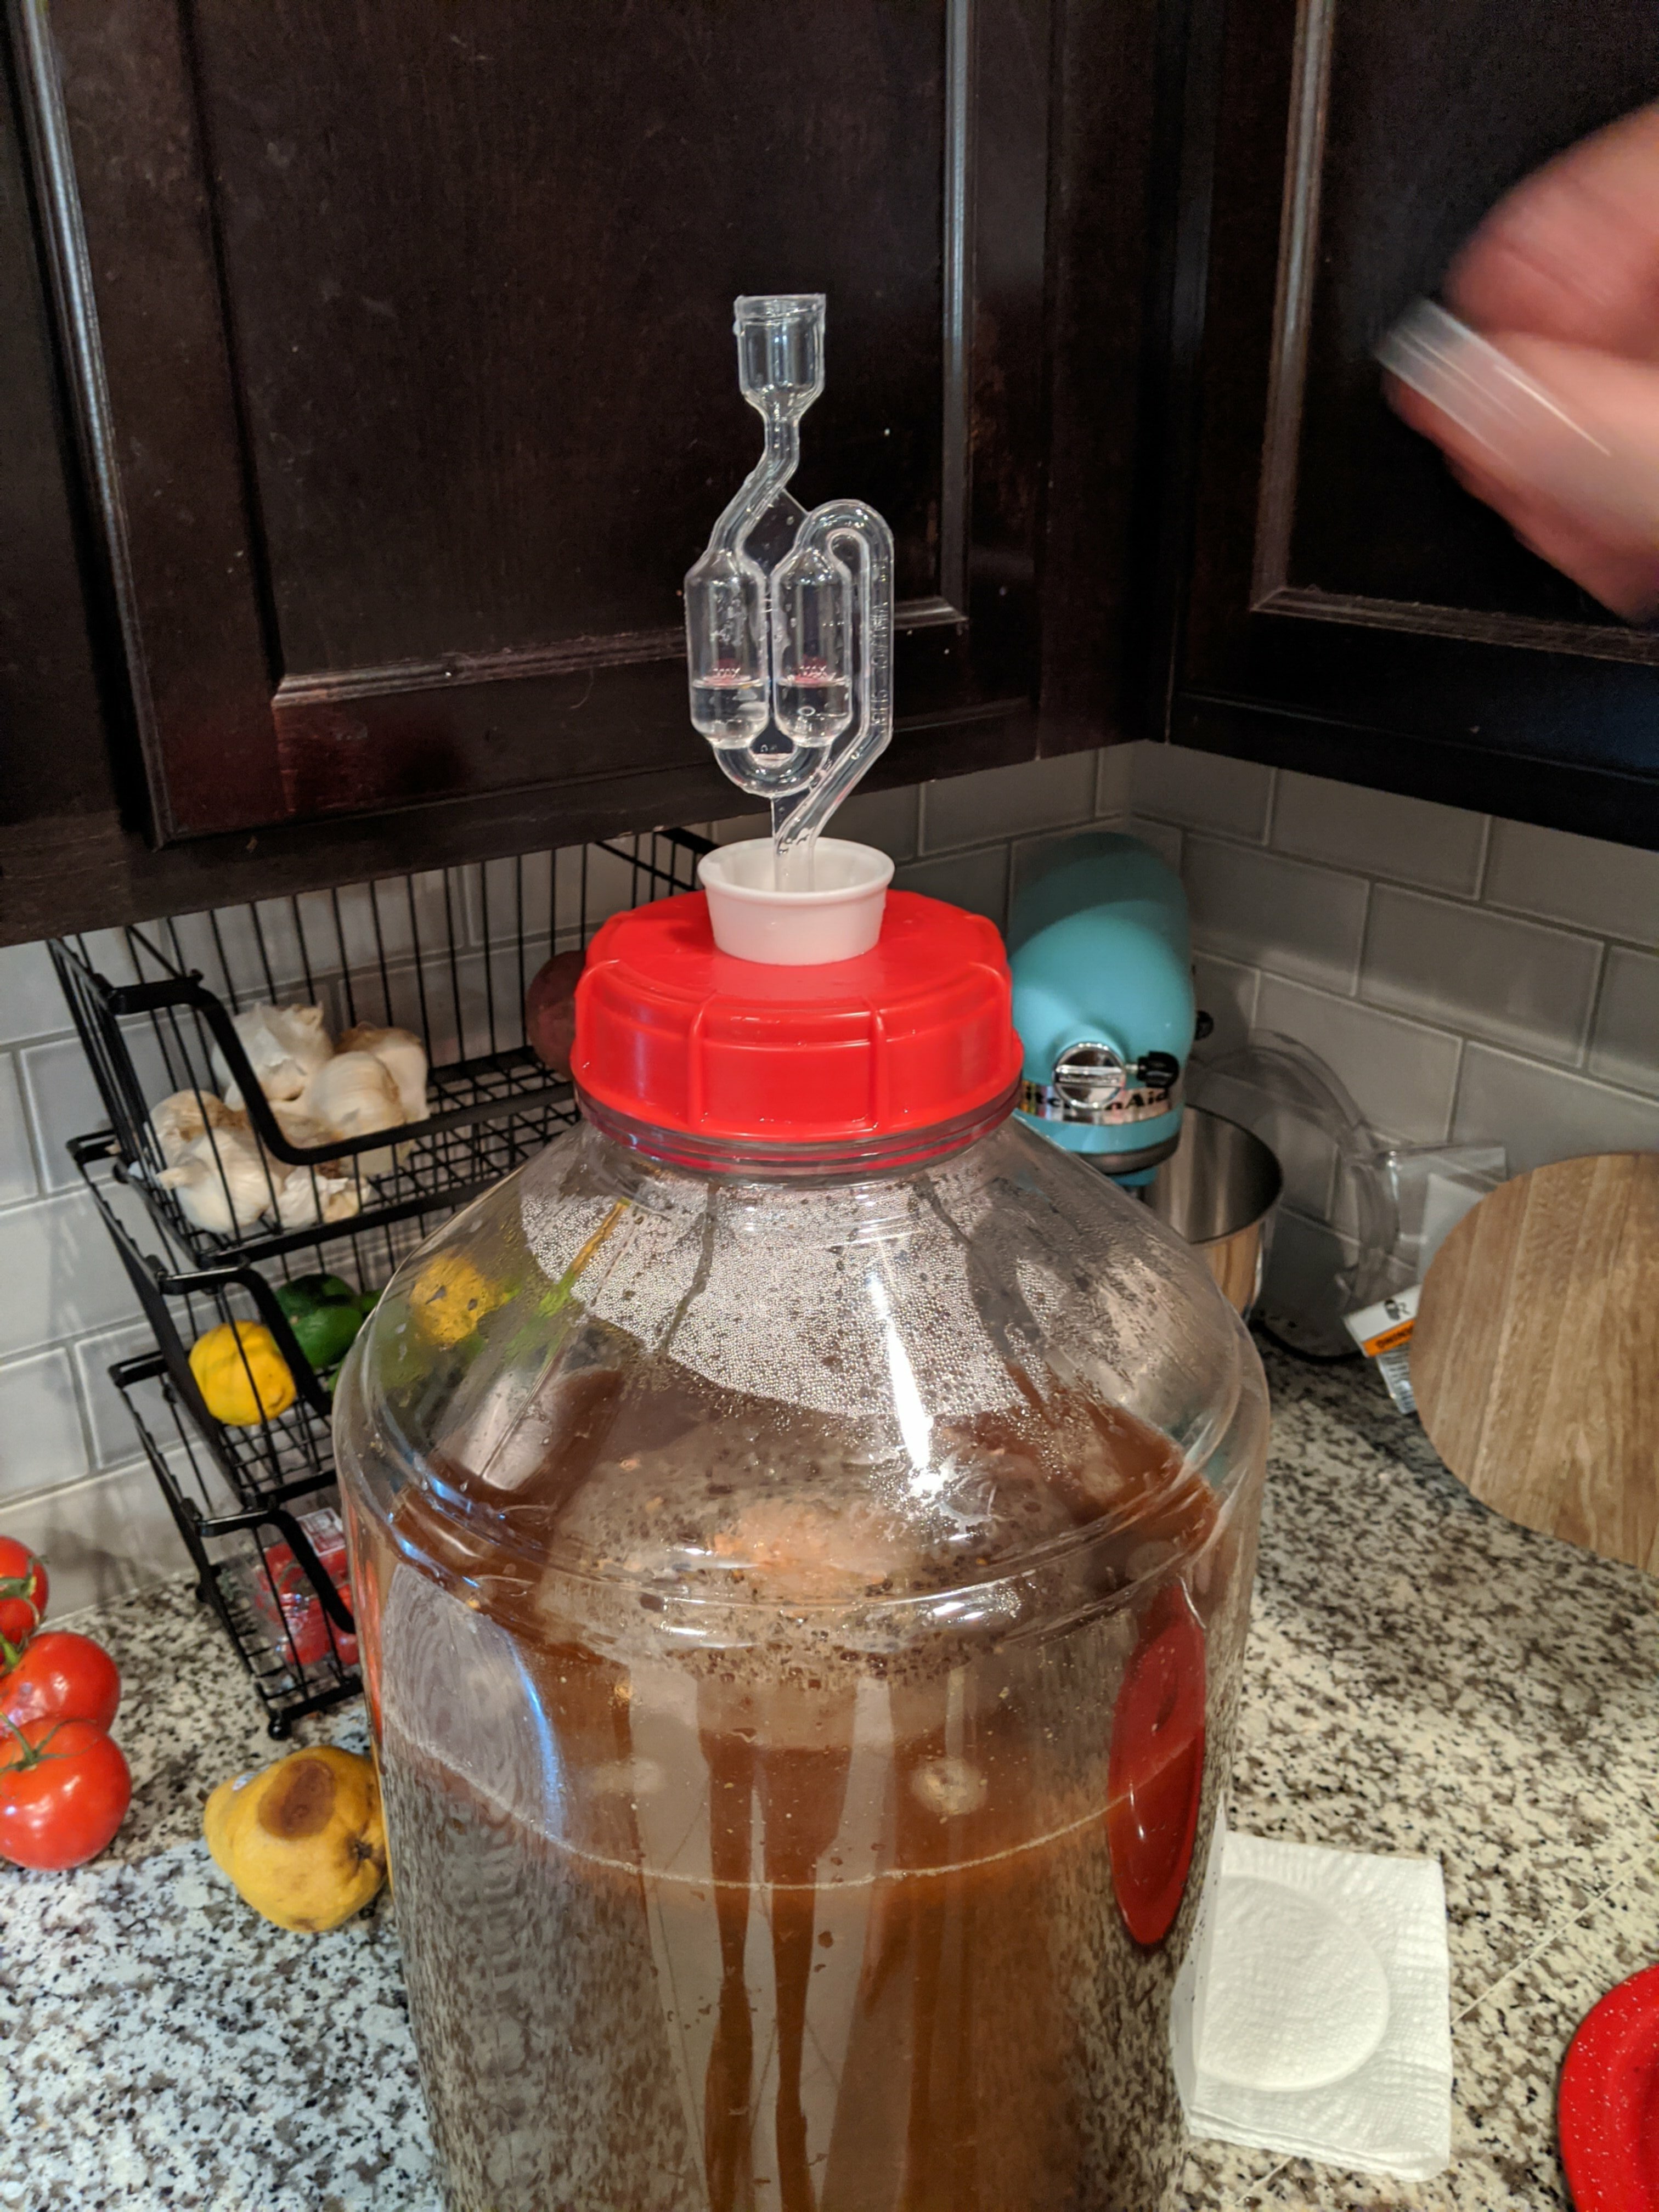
[{"left": 572, "top": 890, "right": 1022, "bottom": 1146}]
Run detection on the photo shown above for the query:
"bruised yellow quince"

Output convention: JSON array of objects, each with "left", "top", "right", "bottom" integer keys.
[{"left": 204, "top": 1745, "right": 386, "bottom": 1933}]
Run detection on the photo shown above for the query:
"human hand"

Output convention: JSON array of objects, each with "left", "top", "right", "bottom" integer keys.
[{"left": 1381, "top": 101, "right": 1659, "bottom": 622}]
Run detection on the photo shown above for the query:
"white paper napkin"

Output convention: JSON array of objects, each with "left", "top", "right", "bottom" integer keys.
[{"left": 1172, "top": 1826, "right": 1452, "bottom": 2180}]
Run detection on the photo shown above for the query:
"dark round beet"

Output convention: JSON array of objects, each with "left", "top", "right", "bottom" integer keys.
[{"left": 525, "top": 949, "right": 586, "bottom": 1076}]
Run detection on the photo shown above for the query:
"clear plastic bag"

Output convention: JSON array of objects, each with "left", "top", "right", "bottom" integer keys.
[
  {"left": 1375, "top": 1143, "right": 1508, "bottom": 1293},
  {"left": 224, "top": 1506, "right": 357, "bottom": 1680},
  {"left": 1343, "top": 1144, "right": 1508, "bottom": 1414}
]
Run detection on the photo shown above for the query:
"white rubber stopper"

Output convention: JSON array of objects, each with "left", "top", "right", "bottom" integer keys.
[{"left": 698, "top": 839, "right": 895, "bottom": 966}]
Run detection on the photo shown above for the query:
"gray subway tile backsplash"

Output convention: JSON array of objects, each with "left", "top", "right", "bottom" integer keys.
[
  {"left": 1190, "top": 952, "right": 1259, "bottom": 1062},
  {"left": 73, "top": 1319, "right": 167, "bottom": 1473},
  {"left": 893, "top": 842, "right": 1011, "bottom": 927},
  {"left": 1361, "top": 885, "right": 1602, "bottom": 1068},
  {"left": 1453, "top": 1043, "right": 1659, "bottom": 1176},
  {"left": 717, "top": 783, "right": 923, "bottom": 864},
  {"left": 1587, "top": 946, "right": 1659, "bottom": 1101},
  {"left": 1483, "top": 818, "right": 1659, "bottom": 942},
  {"left": 3, "top": 1460, "right": 190, "bottom": 1620},
  {"left": 831, "top": 783, "right": 923, "bottom": 862},
  {"left": 0, "top": 1058, "right": 39, "bottom": 1207},
  {"left": 1127, "top": 816, "right": 1183, "bottom": 871},
  {"left": 1272, "top": 770, "right": 1487, "bottom": 895},
  {"left": 1094, "top": 744, "right": 1136, "bottom": 819},
  {"left": 0, "top": 1188, "right": 143, "bottom": 1362},
  {"left": 1252, "top": 974, "right": 1464, "bottom": 1143},
  {"left": 1135, "top": 741, "right": 1273, "bottom": 840},
  {"left": 0, "top": 944, "right": 80, "bottom": 1048},
  {"left": 19, "top": 1036, "right": 123, "bottom": 1194},
  {"left": 1184, "top": 836, "right": 1369, "bottom": 993},
  {"left": 0, "top": 1346, "right": 90, "bottom": 1505},
  {"left": 919, "top": 751, "right": 1098, "bottom": 853}
]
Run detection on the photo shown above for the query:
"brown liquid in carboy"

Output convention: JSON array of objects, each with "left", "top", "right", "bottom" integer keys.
[{"left": 367, "top": 1366, "right": 1233, "bottom": 2212}]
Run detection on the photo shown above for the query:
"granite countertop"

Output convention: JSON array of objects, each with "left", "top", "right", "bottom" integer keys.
[{"left": 2, "top": 1345, "right": 1654, "bottom": 2211}]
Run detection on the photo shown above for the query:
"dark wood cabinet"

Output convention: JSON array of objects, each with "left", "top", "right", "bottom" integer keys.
[
  {"left": 0, "top": 33, "right": 119, "bottom": 845},
  {"left": 13, "top": 0, "right": 1073, "bottom": 847},
  {"left": 0, "top": 0, "right": 1159, "bottom": 939},
  {"left": 1161, "top": 0, "right": 1659, "bottom": 847}
]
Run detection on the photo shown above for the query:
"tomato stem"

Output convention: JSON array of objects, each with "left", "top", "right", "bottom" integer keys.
[
  {"left": 0, "top": 1593, "right": 43, "bottom": 1671},
  {"left": 1, "top": 1714, "right": 38, "bottom": 1769},
  {"left": 0, "top": 1716, "right": 66, "bottom": 1770}
]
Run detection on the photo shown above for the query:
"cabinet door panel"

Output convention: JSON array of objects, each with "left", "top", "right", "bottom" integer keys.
[
  {"left": 22, "top": 0, "right": 1049, "bottom": 840},
  {"left": 1175, "top": 0, "right": 1659, "bottom": 843},
  {"left": 0, "top": 43, "right": 109, "bottom": 834}
]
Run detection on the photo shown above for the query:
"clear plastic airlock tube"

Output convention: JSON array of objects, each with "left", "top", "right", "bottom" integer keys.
[
  {"left": 685, "top": 296, "right": 895, "bottom": 894},
  {"left": 770, "top": 499, "right": 894, "bottom": 891}
]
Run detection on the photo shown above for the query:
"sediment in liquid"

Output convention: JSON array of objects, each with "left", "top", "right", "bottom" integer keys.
[{"left": 361, "top": 1364, "right": 1245, "bottom": 2212}]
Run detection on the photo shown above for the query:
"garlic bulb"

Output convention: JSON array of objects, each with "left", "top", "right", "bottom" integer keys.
[
  {"left": 267, "top": 1099, "right": 337, "bottom": 1158},
  {"left": 212, "top": 1003, "right": 333, "bottom": 1109},
  {"left": 300, "top": 1050, "right": 403, "bottom": 1178},
  {"left": 156, "top": 1126, "right": 279, "bottom": 1237},
  {"left": 336, "top": 1025, "right": 430, "bottom": 1126},
  {"left": 148, "top": 1090, "right": 245, "bottom": 1167},
  {"left": 261, "top": 1097, "right": 358, "bottom": 1223},
  {"left": 301, "top": 1050, "right": 401, "bottom": 1137},
  {"left": 275, "top": 1165, "right": 363, "bottom": 1229}
]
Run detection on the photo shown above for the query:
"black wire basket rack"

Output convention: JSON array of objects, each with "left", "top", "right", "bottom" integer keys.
[
  {"left": 52, "top": 831, "right": 710, "bottom": 1272},
  {"left": 57, "top": 829, "right": 713, "bottom": 1732},
  {"left": 111, "top": 1342, "right": 360, "bottom": 1736}
]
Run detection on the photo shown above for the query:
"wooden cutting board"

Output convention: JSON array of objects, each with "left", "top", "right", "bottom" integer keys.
[{"left": 1411, "top": 1152, "right": 1659, "bottom": 1572}]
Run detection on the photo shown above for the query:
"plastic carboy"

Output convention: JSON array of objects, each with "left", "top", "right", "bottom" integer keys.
[
  {"left": 334, "top": 295, "right": 1269, "bottom": 2212},
  {"left": 335, "top": 882, "right": 1268, "bottom": 2212}
]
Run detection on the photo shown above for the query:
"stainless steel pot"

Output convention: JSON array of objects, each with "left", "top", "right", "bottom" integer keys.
[{"left": 1141, "top": 1107, "right": 1282, "bottom": 1317}]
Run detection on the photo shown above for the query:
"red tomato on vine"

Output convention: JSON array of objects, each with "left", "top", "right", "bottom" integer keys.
[
  {"left": 0, "top": 1717, "right": 131, "bottom": 1870},
  {"left": 0, "top": 1632, "right": 121, "bottom": 1735},
  {"left": 0, "top": 1538, "right": 47, "bottom": 1661}
]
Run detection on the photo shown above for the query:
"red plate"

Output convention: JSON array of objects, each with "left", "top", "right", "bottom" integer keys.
[
  {"left": 1560, "top": 1962, "right": 1659, "bottom": 2211},
  {"left": 1106, "top": 1582, "right": 1206, "bottom": 1947}
]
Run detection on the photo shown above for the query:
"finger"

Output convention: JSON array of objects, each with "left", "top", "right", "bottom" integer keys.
[
  {"left": 1435, "top": 450, "right": 1576, "bottom": 562},
  {"left": 1442, "top": 454, "right": 1518, "bottom": 510},
  {"left": 1492, "top": 334, "right": 1659, "bottom": 535},
  {"left": 1506, "top": 507, "right": 1659, "bottom": 622},
  {"left": 1384, "top": 330, "right": 1659, "bottom": 543},
  {"left": 1384, "top": 337, "right": 1659, "bottom": 620},
  {"left": 1446, "top": 460, "right": 1656, "bottom": 622},
  {"left": 1446, "top": 101, "right": 1659, "bottom": 359}
]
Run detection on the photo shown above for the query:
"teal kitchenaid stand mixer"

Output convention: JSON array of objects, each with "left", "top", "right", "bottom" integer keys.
[{"left": 1009, "top": 831, "right": 1200, "bottom": 1182}]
